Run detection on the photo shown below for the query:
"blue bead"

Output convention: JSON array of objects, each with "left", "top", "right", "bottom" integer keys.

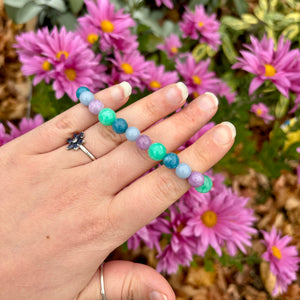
[
  {"left": 175, "top": 163, "right": 192, "bottom": 179},
  {"left": 163, "top": 153, "right": 179, "bottom": 169},
  {"left": 112, "top": 118, "right": 128, "bottom": 134},
  {"left": 125, "top": 127, "right": 140, "bottom": 141},
  {"left": 79, "top": 90, "right": 94, "bottom": 106},
  {"left": 76, "top": 86, "right": 90, "bottom": 99}
]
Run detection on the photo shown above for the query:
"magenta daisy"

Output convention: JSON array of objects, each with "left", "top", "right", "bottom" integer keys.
[
  {"left": 155, "top": 0, "right": 174, "bottom": 9},
  {"left": 232, "top": 35, "right": 300, "bottom": 98},
  {"left": 183, "top": 188, "right": 256, "bottom": 256},
  {"left": 297, "top": 147, "right": 300, "bottom": 184},
  {"left": 250, "top": 103, "right": 275, "bottom": 124},
  {"left": 81, "top": 0, "right": 135, "bottom": 52},
  {"left": 216, "top": 80, "right": 236, "bottom": 104},
  {"left": 145, "top": 61, "right": 179, "bottom": 91},
  {"left": 261, "top": 227, "right": 300, "bottom": 296},
  {"left": 76, "top": 18, "right": 99, "bottom": 47},
  {"left": 110, "top": 50, "right": 150, "bottom": 91},
  {"left": 179, "top": 5, "right": 221, "bottom": 51},
  {"left": 156, "top": 205, "right": 197, "bottom": 274},
  {"left": 157, "top": 34, "right": 182, "bottom": 59},
  {"left": 175, "top": 54, "right": 219, "bottom": 97}
]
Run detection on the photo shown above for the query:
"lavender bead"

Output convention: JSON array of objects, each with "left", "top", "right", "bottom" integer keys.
[
  {"left": 188, "top": 171, "right": 204, "bottom": 187},
  {"left": 88, "top": 100, "right": 104, "bottom": 115},
  {"left": 136, "top": 135, "right": 152, "bottom": 150}
]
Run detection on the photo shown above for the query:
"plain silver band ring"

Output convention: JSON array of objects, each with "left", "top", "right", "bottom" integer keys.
[
  {"left": 100, "top": 263, "right": 106, "bottom": 300},
  {"left": 78, "top": 144, "right": 96, "bottom": 161}
]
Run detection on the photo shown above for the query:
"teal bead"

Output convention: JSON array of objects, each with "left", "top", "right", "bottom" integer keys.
[
  {"left": 148, "top": 143, "right": 167, "bottom": 161},
  {"left": 98, "top": 108, "right": 116, "bottom": 126},
  {"left": 195, "top": 175, "right": 213, "bottom": 193}
]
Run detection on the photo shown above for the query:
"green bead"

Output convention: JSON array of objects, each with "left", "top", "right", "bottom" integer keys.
[
  {"left": 195, "top": 175, "right": 213, "bottom": 193},
  {"left": 98, "top": 108, "right": 116, "bottom": 126},
  {"left": 148, "top": 143, "right": 167, "bottom": 161}
]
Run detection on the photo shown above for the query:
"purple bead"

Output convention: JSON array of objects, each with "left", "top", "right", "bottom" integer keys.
[
  {"left": 88, "top": 100, "right": 104, "bottom": 115},
  {"left": 188, "top": 171, "right": 204, "bottom": 187},
  {"left": 136, "top": 135, "right": 152, "bottom": 150}
]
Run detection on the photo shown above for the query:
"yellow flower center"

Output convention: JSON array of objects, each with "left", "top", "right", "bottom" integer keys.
[
  {"left": 192, "top": 75, "right": 202, "bottom": 85},
  {"left": 198, "top": 21, "right": 204, "bottom": 27},
  {"left": 101, "top": 20, "right": 114, "bottom": 33},
  {"left": 64, "top": 68, "right": 76, "bottom": 81},
  {"left": 150, "top": 80, "right": 161, "bottom": 89},
  {"left": 256, "top": 108, "right": 263, "bottom": 116},
  {"left": 42, "top": 60, "right": 51, "bottom": 71},
  {"left": 271, "top": 246, "right": 282, "bottom": 259},
  {"left": 176, "top": 223, "right": 185, "bottom": 233},
  {"left": 56, "top": 51, "right": 69, "bottom": 60},
  {"left": 121, "top": 63, "right": 134, "bottom": 74},
  {"left": 201, "top": 210, "right": 217, "bottom": 228},
  {"left": 87, "top": 33, "right": 98, "bottom": 44},
  {"left": 193, "top": 92, "right": 199, "bottom": 98},
  {"left": 264, "top": 64, "right": 276, "bottom": 77},
  {"left": 171, "top": 47, "right": 178, "bottom": 54}
]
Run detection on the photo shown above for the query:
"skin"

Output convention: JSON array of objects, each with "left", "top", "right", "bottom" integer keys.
[{"left": 0, "top": 83, "right": 235, "bottom": 300}]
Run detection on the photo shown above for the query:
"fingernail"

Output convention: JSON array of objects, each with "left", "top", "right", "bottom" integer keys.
[
  {"left": 165, "top": 82, "right": 188, "bottom": 104},
  {"left": 213, "top": 122, "right": 236, "bottom": 145},
  {"left": 149, "top": 291, "right": 168, "bottom": 300},
  {"left": 198, "top": 92, "right": 218, "bottom": 111},
  {"left": 119, "top": 81, "right": 132, "bottom": 98}
]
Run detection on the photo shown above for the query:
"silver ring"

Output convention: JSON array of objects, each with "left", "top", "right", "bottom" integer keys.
[
  {"left": 100, "top": 263, "right": 106, "bottom": 300},
  {"left": 67, "top": 132, "right": 96, "bottom": 161}
]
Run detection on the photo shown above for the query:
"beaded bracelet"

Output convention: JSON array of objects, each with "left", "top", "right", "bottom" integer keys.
[{"left": 76, "top": 86, "right": 213, "bottom": 193}]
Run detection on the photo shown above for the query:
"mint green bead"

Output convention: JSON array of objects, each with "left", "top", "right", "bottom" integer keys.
[
  {"left": 98, "top": 108, "right": 116, "bottom": 126},
  {"left": 195, "top": 175, "right": 213, "bottom": 193},
  {"left": 148, "top": 143, "right": 167, "bottom": 161}
]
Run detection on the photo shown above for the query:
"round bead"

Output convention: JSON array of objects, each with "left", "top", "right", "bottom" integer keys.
[
  {"left": 88, "top": 100, "right": 104, "bottom": 115},
  {"left": 175, "top": 163, "right": 192, "bottom": 179},
  {"left": 136, "top": 135, "right": 152, "bottom": 150},
  {"left": 79, "top": 90, "right": 94, "bottom": 106},
  {"left": 112, "top": 118, "right": 128, "bottom": 134},
  {"left": 163, "top": 153, "right": 179, "bottom": 169},
  {"left": 195, "top": 175, "right": 213, "bottom": 193},
  {"left": 98, "top": 108, "right": 116, "bottom": 126},
  {"left": 188, "top": 171, "right": 204, "bottom": 187},
  {"left": 148, "top": 143, "right": 167, "bottom": 161},
  {"left": 76, "top": 86, "right": 90, "bottom": 99},
  {"left": 125, "top": 127, "right": 140, "bottom": 141}
]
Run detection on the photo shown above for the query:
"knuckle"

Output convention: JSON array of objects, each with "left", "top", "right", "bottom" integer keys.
[
  {"left": 53, "top": 115, "right": 75, "bottom": 132},
  {"left": 122, "top": 265, "right": 135, "bottom": 300},
  {"left": 97, "top": 124, "right": 124, "bottom": 146},
  {"left": 155, "top": 172, "right": 182, "bottom": 202},
  {"left": 145, "top": 98, "right": 160, "bottom": 119},
  {"left": 191, "top": 144, "right": 209, "bottom": 170}
]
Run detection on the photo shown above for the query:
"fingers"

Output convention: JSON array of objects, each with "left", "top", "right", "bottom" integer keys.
[
  {"left": 21, "top": 83, "right": 131, "bottom": 154},
  {"left": 99, "top": 261, "right": 175, "bottom": 300},
  {"left": 88, "top": 92, "right": 218, "bottom": 193},
  {"left": 52, "top": 83, "right": 187, "bottom": 167},
  {"left": 112, "top": 122, "right": 236, "bottom": 238}
]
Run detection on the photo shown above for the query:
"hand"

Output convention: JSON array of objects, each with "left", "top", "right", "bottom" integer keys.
[{"left": 0, "top": 82, "right": 235, "bottom": 300}]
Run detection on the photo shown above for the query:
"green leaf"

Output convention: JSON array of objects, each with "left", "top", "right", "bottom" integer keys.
[
  {"left": 269, "top": 0, "right": 278, "bottom": 11},
  {"left": 57, "top": 12, "right": 78, "bottom": 31},
  {"left": 204, "top": 259, "right": 215, "bottom": 272},
  {"left": 14, "top": 2, "right": 43, "bottom": 24},
  {"left": 241, "top": 14, "right": 258, "bottom": 25},
  {"left": 221, "top": 16, "right": 250, "bottom": 30},
  {"left": 35, "top": 0, "right": 66, "bottom": 12},
  {"left": 221, "top": 31, "right": 238, "bottom": 64},
  {"left": 259, "top": 0, "right": 269, "bottom": 12},
  {"left": 233, "top": 0, "right": 248, "bottom": 15},
  {"left": 4, "top": 0, "right": 30, "bottom": 8},
  {"left": 284, "top": 12, "right": 300, "bottom": 24},
  {"left": 67, "top": 0, "right": 84, "bottom": 14},
  {"left": 192, "top": 44, "right": 208, "bottom": 62},
  {"left": 254, "top": 6, "right": 266, "bottom": 22},
  {"left": 282, "top": 24, "right": 300, "bottom": 41}
]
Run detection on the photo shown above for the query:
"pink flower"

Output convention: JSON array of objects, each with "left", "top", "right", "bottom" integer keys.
[
  {"left": 183, "top": 188, "right": 256, "bottom": 256},
  {"left": 216, "top": 80, "right": 236, "bottom": 104},
  {"left": 145, "top": 61, "right": 179, "bottom": 91},
  {"left": 156, "top": 205, "right": 197, "bottom": 274},
  {"left": 110, "top": 50, "right": 150, "bottom": 92},
  {"left": 0, "top": 115, "right": 44, "bottom": 146},
  {"left": 261, "top": 227, "right": 300, "bottom": 296},
  {"left": 250, "top": 103, "right": 275, "bottom": 123},
  {"left": 297, "top": 147, "right": 300, "bottom": 184},
  {"left": 232, "top": 35, "right": 300, "bottom": 98},
  {"left": 175, "top": 54, "right": 219, "bottom": 97},
  {"left": 155, "top": 0, "right": 174, "bottom": 9},
  {"left": 81, "top": 0, "right": 135, "bottom": 52},
  {"left": 157, "top": 34, "right": 182, "bottom": 59},
  {"left": 179, "top": 5, "right": 221, "bottom": 51}
]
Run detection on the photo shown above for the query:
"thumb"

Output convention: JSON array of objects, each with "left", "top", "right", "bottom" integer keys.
[{"left": 77, "top": 260, "right": 176, "bottom": 300}]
